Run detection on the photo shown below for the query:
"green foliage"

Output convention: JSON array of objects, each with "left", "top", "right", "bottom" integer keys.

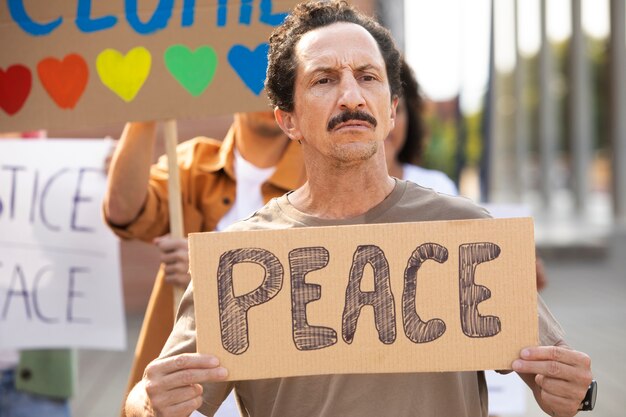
[
  {"left": 419, "top": 34, "right": 609, "bottom": 180},
  {"left": 422, "top": 113, "right": 457, "bottom": 178},
  {"left": 464, "top": 112, "right": 483, "bottom": 166}
]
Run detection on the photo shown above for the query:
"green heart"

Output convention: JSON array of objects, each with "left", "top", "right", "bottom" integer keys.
[{"left": 164, "top": 45, "right": 217, "bottom": 97}]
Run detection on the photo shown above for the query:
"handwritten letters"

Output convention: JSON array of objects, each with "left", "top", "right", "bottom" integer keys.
[
  {"left": 217, "top": 242, "right": 503, "bottom": 355},
  {"left": 0, "top": 140, "right": 125, "bottom": 350}
]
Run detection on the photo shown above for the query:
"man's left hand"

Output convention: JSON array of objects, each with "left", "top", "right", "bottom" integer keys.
[{"left": 513, "top": 345, "right": 592, "bottom": 416}]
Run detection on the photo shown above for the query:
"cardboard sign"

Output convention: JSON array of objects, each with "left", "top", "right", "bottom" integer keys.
[
  {"left": 0, "top": 139, "right": 126, "bottom": 350},
  {"left": 0, "top": 0, "right": 299, "bottom": 132},
  {"left": 189, "top": 217, "right": 538, "bottom": 380}
]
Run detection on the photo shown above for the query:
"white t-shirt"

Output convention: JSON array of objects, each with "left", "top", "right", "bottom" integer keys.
[
  {"left": 402, "top": 163, "right": 458, "bottom": 196},
  {"left": 216, "top": 148, "right": 277, "bottom": 231}
]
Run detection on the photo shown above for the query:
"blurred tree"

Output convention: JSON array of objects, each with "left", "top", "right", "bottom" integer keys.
[{"left": 419, "top": 34, "right": 610, "bottom": 194}]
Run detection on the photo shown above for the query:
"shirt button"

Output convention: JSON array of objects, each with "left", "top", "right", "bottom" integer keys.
[
  {"left": 19, "top": 368, "right": 32, "bottom": 380},
  {"left": 222, "top": 197, "right": 231, "bottom": 205}
]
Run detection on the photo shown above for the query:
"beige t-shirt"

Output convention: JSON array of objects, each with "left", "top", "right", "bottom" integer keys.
[{"left": 162, "top": 180, "right": 565, "bottom": 417}]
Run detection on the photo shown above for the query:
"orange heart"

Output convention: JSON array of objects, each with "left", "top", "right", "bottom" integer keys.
[{"left": 37, "top": 54, "right": 88, "bottom": 109}]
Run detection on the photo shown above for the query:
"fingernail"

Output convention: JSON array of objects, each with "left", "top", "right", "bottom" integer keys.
[
  {"left": 512, "top": 360, "right": 522, "bottom": 371},
  {"left": 208, "top": 357, "right": 219, "bottom": 367},
  {"left": 521, "top": 349, "right": 530, "bottom": 358},
  {"left": 216, "top": 367, "right": 228, "bottom": 378}
]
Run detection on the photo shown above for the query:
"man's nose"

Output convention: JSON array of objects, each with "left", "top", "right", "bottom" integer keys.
[{"left": 337, "top": 75, "right": 366, "bottom": 110}]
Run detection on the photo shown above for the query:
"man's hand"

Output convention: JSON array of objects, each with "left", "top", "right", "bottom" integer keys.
[
  {"left": 139, "top": 353, "right": 228, "bottom": 417},
  {"left": 513, "top": 346, "right": 592, "bottom": 416},
  {"left": 536, "top": 257, "right": 548, "bottom": 291},
  {"left": 154, "top": 235, "right": 191, "bottom": 287}
]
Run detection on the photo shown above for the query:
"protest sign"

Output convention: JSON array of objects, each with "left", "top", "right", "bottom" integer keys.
[
  {"left": 0, "top": 139, "right": 125, "bottom": 350},
  {"left": 0, "top": 0, "right": 299, "bottom": 132},
  {"left": 190, "top": 217, "right": 538, "bottom": 380}
]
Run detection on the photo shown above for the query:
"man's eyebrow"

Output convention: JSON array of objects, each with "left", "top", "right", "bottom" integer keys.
[
  {"left": 308, "top": 66, "right": 337, "bottom": 75},
  {"left": 303, "top": 63, "right": 383, "bottom": 80},
  {"left": 308, "top": 64, "right": 381, "bottom": 74},
  {"left": 355, "top": 64, "right": 381, "bottom": 72}
]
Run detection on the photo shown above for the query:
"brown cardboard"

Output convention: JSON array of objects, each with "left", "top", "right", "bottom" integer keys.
[
  {"left": 189, "top": 217, "right": 538, "bottom": 381},
  {"left": 0, "top": 0, "right": 299, "bottom": 132}
]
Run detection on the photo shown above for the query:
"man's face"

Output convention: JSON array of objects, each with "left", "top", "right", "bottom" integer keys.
[{"left": 276, "top": 22, "right": 397, "bottom": 164}]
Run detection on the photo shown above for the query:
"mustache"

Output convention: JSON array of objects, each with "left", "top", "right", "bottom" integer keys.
[{"left": 327, "top": 110, "right": 378, "bottom": 131}]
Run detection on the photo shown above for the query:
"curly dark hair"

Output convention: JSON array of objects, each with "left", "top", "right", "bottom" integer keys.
[
  {"left": 397, "top": 57, "right": 426, "bottom": 165},
  {"left": 265, "top": 0, "right": 401, "bottom": 112}
]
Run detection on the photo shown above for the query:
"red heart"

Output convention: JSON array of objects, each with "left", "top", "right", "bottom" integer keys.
[
  {"left": 37, "top": 54, "right": 89, "bottom": 109},
  {"left": 0, "top": 65, "right": 32, "bottom": 116}
]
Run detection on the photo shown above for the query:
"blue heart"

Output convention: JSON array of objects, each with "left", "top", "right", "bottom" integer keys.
[{"left": 227, "top": 43, "right": 269, "bottom": 96}]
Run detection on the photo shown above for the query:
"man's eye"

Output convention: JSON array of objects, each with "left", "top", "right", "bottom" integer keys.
[
  {"left": 316, "top": 78, "right": 331, "bottom": 85},
  {"left": 361, "top": 75, "right": 376, "bottom": 82}
]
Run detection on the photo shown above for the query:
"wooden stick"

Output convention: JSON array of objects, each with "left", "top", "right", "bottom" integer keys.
[{"left": 163, "top": 119, "right": 185, "bottom": 316}]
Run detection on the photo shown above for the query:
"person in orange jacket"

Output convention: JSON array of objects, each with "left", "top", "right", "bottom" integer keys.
[{"left": 103, "top": 112, "right": 305, "bottom": 416}]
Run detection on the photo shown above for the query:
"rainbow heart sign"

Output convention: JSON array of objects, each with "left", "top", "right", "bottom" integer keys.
[
  {"left": 37, "top": 54, "right": 88, "bottom": 109},
  {"left": 96, "top": 47, "right": 152, "bottom": 102},
  {"left": 165, "top": 45, "right": 218, "bottom": 97},
  {"left": 0, "top": 0, "right": 299, "bottom": 131}
]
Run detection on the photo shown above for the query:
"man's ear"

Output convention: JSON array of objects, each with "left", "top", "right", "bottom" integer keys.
[
  {"left": 390, "top": 95, "right": 399, "bottom": 128},
  {"left": 274, "top": 107, "right": 303, "bottom": 142}
]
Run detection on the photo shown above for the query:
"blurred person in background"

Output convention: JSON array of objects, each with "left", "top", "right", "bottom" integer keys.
[
  {"left": 103, "top": 113, "right": 305, "bottom": 416},
  {"left": 385, "top": 58, "right": 457, "bottom": 196},
  {"left": 0, "top": 349, "right": 73, "bottom": 417}
]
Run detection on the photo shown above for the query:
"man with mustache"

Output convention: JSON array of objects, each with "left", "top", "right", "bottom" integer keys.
[{"left": 124, "top": 2, "right": 594, "bottom": 417}]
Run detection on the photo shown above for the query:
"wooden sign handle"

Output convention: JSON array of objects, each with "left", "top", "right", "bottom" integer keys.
[{"left": 163, "top": 119, "right": 185, "bottom": 316}]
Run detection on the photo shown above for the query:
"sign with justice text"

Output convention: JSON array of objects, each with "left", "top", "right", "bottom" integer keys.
[{"left": 0, "top": 139, "right": 125, "bottom": 350}]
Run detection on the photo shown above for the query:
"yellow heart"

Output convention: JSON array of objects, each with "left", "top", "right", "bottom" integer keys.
[{"left": 96, "top": 47, "right": 151, "bottom": 102}]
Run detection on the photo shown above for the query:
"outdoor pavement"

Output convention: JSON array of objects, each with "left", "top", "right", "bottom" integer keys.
[
  {"left": 519, "top": 230, "right": 626, "bottom": 417},
  {"left": 70, "top": 229, "right": 626, "bottom": 417}
]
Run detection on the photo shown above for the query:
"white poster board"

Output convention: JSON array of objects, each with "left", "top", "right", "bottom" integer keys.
[
  {"left": 0, "top": 139, "right": 125, "bottom": 350},
  {"left": 486, "top": 371, "right": 527, "bottom": 415}
]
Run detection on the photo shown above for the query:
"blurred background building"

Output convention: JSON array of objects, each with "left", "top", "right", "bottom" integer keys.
[
  {"left": 378, "top": 0, "right": 626, "bottom": 252},
  {"left": 378, "top": 4, "right": 625, "bottom": 416}
]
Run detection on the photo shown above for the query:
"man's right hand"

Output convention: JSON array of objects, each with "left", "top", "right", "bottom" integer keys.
[{"left": 134, "top": 353, "right": 228, "bottom": 417}]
